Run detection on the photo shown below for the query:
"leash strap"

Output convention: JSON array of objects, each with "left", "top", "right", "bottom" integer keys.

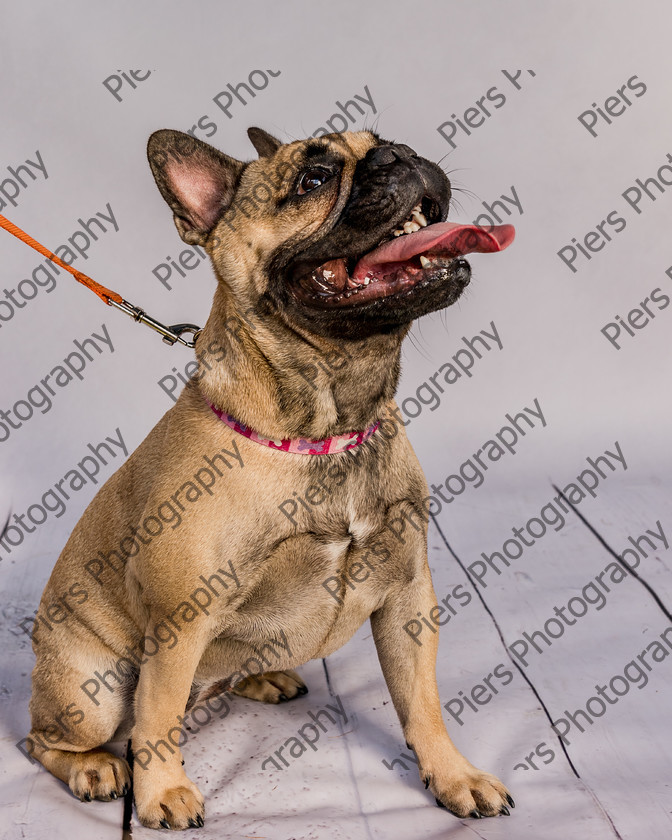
[{"left": 0, "top": 213, "right": 201, "bottom": 348}]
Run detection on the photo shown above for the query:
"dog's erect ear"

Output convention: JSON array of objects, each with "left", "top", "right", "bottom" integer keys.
[
  {"left": 247, "top": 127, "right": 282, "bottom": 158},
  {"left": 147, "top": 129, "right": 245, "bottom": 245}
]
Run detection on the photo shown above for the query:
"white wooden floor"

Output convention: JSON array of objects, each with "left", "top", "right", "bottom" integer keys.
[{"left": 2, "top": 477, "right": 670, "bottom": 840}]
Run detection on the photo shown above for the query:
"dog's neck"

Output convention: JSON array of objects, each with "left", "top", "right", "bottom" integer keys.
[{"left": 194, "top": 287, "right": 406, "bottom": 440}]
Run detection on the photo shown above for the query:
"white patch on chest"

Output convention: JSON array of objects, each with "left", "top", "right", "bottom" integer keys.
[{"left": 346, "top": 500, "right": 379, "bottom": 544}]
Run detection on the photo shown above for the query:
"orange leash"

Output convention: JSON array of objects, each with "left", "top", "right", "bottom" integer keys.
[
  {"left": 0, "top": 213, "right": 123, "bottom": 304},
  {"left": 0, "top": 213, "right": 201, "bottom": 348}
]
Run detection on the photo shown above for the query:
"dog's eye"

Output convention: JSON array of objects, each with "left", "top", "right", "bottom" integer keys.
[{"left": 297, "top": 168, "right": 332, "bottom": 195}]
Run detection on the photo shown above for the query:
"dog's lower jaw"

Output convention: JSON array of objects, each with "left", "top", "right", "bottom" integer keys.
[{"left": 273, "top": 260, "right": 471, "bottom": 342}]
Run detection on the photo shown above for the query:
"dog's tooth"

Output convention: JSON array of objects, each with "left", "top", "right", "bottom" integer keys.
[
  {"left": 393, "top": 229, "right": 404, "bottom": 237},
  {"left": 419, "top": 255, "right": 431, "bottom": 268},
  {"left": 404, "top": 221, "right": 421, "bottom": 233},
  {"left": 323, "top": 269, "right": 334, "bottom": 280},
  {"left": 363, "top": 276, "right": 371, "bottom": 285},
  {"left": 412, "top": 210, "right": 428, "bottom": 227}
]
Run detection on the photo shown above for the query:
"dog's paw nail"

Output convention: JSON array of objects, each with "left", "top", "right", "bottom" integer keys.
[
  {"left": 181, "top": 759, "right": 185, "bottom": 765},
  {"left": 405, "top": 741, "right": 413, "bottom": 750},
  {"left": 278, "top": 693, "right": 288, "bottom": 702},
  {"left": 83, "top": 793, "right": 92, "bottom": 802},
  {"left": 188, "top": 818, "right": 197, "bottom": 827},
  {"left": 298, "top": 685, "right": 308, "bottom": 695},
  {"left": 159, "top": 818, "right": 170, "bottom": 829},
  {"left": 110, "top": 791, "right": 118, "bottom": 800},
  {"left": 470, "top": 810, "right": 483, "bottom": 819},
  {"left": 121, "top": 784, "right": 129, "bottom": 796},
  {"left": 423, "top": 776, "right": 430, "bottom": 789},
  {"left": 435, "top": 797, "right": 446, "bottom": 809},
  {"left": 506, "top": 794, "right": 516, "bottom": 808},
  {"left": 197, "top": 814, "right": 204, "bottom": 827},
  {"left": 500, "top": 805, "right": 510, "bottom": 816}
]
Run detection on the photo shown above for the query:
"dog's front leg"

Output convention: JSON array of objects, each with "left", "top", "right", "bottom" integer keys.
[
  {"left": 370, "top": 557, "right": 513, "bottom": 819},
  {"left": 132, "top": 620, "right": 209, "bottom": 830}
]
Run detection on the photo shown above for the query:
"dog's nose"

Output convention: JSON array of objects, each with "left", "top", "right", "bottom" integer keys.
[{"left": 367, "top": 144, "right": 417, "bottom": 167}]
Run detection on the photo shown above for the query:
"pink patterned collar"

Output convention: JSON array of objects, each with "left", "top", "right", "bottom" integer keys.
[{"left": 207, "top": 401, "right": 379, "bottom": 455}]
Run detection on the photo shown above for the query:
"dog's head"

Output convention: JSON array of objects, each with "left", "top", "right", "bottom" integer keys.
[{"left": 147, "top": 129, "right": 513, "bottom": 341}]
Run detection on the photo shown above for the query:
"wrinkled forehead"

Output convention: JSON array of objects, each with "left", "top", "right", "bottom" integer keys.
[
  {"left": 283, "top": 130, "right": 380, "bottom": 167},
  {"left": 241, "top": 130, "right": 381, "bottom": 191}
]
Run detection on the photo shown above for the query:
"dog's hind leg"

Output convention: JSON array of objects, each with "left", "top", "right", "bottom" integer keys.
[
  {"left": 195, "top": 636, "right": 307, "bottom": 704},
  {"left": 230, "top": 669, "right": 308, "bottom": 703},
  {"left": 26, "top": 636, "right": 133, "bottom": 802}
]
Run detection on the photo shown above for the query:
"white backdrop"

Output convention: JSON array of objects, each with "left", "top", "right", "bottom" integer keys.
[{"left": 1, "top": 3, "right": 671, "bottom": 839}]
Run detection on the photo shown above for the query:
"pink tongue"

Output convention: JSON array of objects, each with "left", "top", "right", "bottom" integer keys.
[{"left": 352, "top": 222, "right": 515, "bottom": 280}]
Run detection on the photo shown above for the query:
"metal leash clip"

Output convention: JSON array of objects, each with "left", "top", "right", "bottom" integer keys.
[{"left": 109, "top": 299, "right": 202, "bottom": 348}]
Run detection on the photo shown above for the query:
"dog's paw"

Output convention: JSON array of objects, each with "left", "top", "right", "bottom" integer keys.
[
  {"left": 425, "top": 762, "right": 513, "bottom": 818},
  {"left": 135, "top": 782, "right": 205, "bottom": 830},
  {"left": 231, "top": 669, "right": 308, "bottom": 703},
  {"left": 68, "top": 749, "right": 131, "bottom": 802}
]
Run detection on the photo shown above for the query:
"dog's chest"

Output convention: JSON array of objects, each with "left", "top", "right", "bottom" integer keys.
[
  {"left": 222, "top": 438, "right": 424, "bottom": 662},
  {"left": 228, "top": 512, "right": 400, "bottom": 663}
]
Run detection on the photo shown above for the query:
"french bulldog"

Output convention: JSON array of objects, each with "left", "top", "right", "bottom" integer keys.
[{"left": 25, "top": 126, "right": 515, "bottom": 829}]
